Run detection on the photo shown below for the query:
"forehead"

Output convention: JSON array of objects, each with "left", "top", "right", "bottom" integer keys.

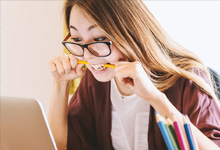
[{"left": 69, "top": 6, "right": 95, "bottom": 29}]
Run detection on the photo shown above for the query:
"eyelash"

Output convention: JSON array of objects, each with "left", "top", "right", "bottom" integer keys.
[
  {"left": 71, "top": 38, "right": 81, "bottom": 42},
  {"left": 71, "top": 37, "right": 107, "bottom": 42},
  {"left": 94, "top": 37, "right": 107, "bottom": 41}
]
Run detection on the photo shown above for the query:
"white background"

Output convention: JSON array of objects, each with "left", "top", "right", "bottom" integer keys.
[
  {"left": 145, "top": 1, "right": 220, "bottom": 73},
  {"left": 1, "top": 1, "right": 220, "bottom": 115}
]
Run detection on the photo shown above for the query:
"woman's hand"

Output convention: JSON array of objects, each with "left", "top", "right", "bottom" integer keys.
[
  {"left": 115, "top": 62, "right": 220, "bottom": 150},
  {"left": 48, "top": 53, "right": 85, "bottom": 150},
  {"left": 48, "top": 53, "right": 85, "bottom": 82},
  {"left": 115, "top": 61, "right": 162, "bottom": 102}
]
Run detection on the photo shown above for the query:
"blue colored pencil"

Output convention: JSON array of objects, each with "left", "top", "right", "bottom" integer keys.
[
  {"left": 183, "top": 116, "right": 196, "bottom": 150},
  {"left": 185, "top": 115, "right": 199, "bottom": 150},
  {"left": 155, "top": 111, "right": 175, "bottom": 150}
]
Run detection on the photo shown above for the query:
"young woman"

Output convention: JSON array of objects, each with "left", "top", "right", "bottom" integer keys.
[{"left": 48, "top": 0, "right": 220, "bottom": 149}]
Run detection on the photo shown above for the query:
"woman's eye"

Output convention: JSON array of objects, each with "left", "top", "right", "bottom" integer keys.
[
  {"left": 94, "top": 37, "right": 107, "bottom": 42},
  {"left": 71, "top": 38, "right": 82, "bottom": 42}
]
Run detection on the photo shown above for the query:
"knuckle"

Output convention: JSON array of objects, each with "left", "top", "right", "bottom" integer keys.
[
  {"left": 134, "top": 61, "right": 140, "bottom": 65},
  {"left": 61, "top": 53, "right": 67, "bottom": 59},
  {"left": 49, "top": 59, "right": 56, "bottom": 65},
  {"left": 134, "top": 61, "right": 142, "bottom": 68},
  {"left": 59, "top": 70, "right": 65, "bottom": 75},
  {"left": 64, "top": 66, "right": 71, "bottom": 72},
  {"left": 50, "top": 67, "right": 57, "bottom": 73},
  {"left": 54, "top": 57, "right": 60, "bottom": 62},
  {"left": 49, "top": 68, "right": 55, "bottom": 73},
  {"left": 71, "top": 61, "right": 77, "bottom": 68},
  {"left": 69, "top": 54, "right": 74, "bottom": 59},
  {"left": 58, "top": 55, "right": 62, "bottom": 59},
  {"left": 48, "top": 63, "right": 56, "bottom": 72},
  {"left": 57, "top": 68, "right": 65, "bottom": 75},
  {"left": 51, "top": 71, "right": 57, "bottom": 75},
  {"left": 66, "top": 65, "right": 71, "bottom": 70},
  {"left": 70, "top": 57, "right": 77, "bottom": 64}
]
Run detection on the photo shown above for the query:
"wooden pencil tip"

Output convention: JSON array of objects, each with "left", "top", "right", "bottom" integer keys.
[
  {"left": 185, "top": 115, "right": 191, "bottom": 124},
  {"left": 183, "top": 115, "right": 188, "bottom": 124}
]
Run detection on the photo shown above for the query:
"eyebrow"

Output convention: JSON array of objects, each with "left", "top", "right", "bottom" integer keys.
[{"left": 69, "top": 25, "right": 97, "bottom": 31}]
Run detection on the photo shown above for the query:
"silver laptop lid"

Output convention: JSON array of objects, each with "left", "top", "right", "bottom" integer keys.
[{"left": 1, "top": 96, "right": 57, "bottom": 150}]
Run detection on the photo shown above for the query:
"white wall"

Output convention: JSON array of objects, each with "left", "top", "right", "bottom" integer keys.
[
  {"left": 1, "top": 1, "right": 64, "bottom": 115},
  {"left": 1, "top": 1, "right": 220, "bottom": 115},
  {"left": 145, "top": 1, "right": 220, "bottom": 73}
]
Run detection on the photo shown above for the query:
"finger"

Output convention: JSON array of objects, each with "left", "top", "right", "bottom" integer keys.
[
  {"left": 60, "top": 54, "right": 71, "bottom": 74},
  {"left": 114, "top": 61, "right": 129, "bottom": 68},
  {"left": 54, "top": 57, "right": 65, "bottom": 75},
  {"left": 115, "top": 63, "right": 136, "bottom": 85},
  {"left": 115, "top": 69, "right": 133, "bottom": 85},
  {"left": 69, "top": 54, "right": 78, "bottom": 70},
  {"left": 48, "top": 60, "right": 56, "bottom": 72},
  {"left": 123, "top": 78, "right": 134, "bottom": 86},
  {"left": 48, "top": 61, "right": 60, "bottom": 77},
  {"left": 116, "top": 73, "right": 134, "bottom": 86},
  {"left": 114, "top": 61, "right": 133, "bottom": 73},
  {"left": 75, "top": 64, "right": 85, "bottom": 76}
]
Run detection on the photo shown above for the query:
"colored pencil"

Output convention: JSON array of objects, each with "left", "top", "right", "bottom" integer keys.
[
  {"left": 77, "top": 60, "right": 116, "bottom": 68},
  {"left": 185, "top": 115, "right": 199, "bottom": 150},
  {"left": 183, "top": 116, "right": 196, "bottom": 150},
  {"left": 155, "top": 112, "right": 175, "bottom": 150},
  {"left": 173, "top": 119, "right": 188, "bottom": 150},
  {"left": 165, "top": 117, "right": 180, "bottom": 150}
]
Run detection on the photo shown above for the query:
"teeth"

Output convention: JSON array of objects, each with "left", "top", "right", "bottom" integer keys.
[{"left": 92, "top": 64, "right": 106, "bottom": 71}]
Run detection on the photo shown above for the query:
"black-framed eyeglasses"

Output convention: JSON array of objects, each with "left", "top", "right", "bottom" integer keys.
[{"left": 62, "top": 33, "right": 112, "bottom": 57}]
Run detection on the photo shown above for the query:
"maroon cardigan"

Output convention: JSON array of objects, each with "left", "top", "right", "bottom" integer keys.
[{"left": 67, "top": 70, "right": 220, "bottom": 150}]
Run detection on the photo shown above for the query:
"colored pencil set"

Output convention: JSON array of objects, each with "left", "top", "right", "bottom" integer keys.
[{"left": 155, "top": 111, "right": 199, "bottom": 150}]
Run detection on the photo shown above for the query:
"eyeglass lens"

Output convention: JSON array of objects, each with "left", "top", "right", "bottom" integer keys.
[{"left": 65, "top": 43, "right": 110, "bottom": 56}]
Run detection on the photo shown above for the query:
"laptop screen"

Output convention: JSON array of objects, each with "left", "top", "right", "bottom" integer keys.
[{"left": 1, "top": 96, "right": 57, "bottom": 150}]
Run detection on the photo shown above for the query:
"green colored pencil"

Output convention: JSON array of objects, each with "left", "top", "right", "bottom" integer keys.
[{"left": 164, "top": 117, "right": 180, "bottom": 150}]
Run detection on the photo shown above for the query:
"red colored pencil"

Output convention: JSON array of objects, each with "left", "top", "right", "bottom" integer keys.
[{"left": 173, "top": 120, "right": 188, "bottom": 150}]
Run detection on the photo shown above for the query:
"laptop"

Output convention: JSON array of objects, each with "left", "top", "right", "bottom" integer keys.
[{"left": 1, "top": 96, "right": 58, "bottom": 150}]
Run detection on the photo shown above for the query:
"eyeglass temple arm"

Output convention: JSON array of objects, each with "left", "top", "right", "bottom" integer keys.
[{"left": 63, "top": 33, "right": 71, "bottom": 41}]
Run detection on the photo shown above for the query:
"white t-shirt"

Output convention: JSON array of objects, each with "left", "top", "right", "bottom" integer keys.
[{"left": 110, "top": 79, "right": 150, "bottom": 150}]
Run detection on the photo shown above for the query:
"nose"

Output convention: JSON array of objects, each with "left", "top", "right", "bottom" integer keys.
[{"left": 83, "top": 48, "right": 96, "bottom": 60}]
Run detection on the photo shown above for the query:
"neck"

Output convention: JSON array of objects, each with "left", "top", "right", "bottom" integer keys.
[{"left": 114, "top": 77, "right": 134, "bottom": 96}]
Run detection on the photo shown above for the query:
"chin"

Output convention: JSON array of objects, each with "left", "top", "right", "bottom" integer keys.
[
  {"left": 88, "top": 67, "right": 114, "bottom": 82},
  {"left": 92, "top": 73, "right": 114, "bottom": 82},
  {"left": 94, "top": 76, "right": 112, "bottom": 82}
]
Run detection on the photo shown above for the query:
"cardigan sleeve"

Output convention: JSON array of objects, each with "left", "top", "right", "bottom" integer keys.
[
  {"left": 181, "top": 76, "right": 220, "bottom": 146},
  {"left": 161, "top": 69, "right": 220, "bottom": 148},
  {"left": 149, "top": 69, "right": 220, "bottom": 150}
]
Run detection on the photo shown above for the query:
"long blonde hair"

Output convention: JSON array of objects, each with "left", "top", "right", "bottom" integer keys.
[{"left": 64, "top": 0, "right": 219, "bottom": 108}]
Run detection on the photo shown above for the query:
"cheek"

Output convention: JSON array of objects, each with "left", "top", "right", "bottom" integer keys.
[{"left": 108, "top": 45, "right": 126, "bottom": 62}]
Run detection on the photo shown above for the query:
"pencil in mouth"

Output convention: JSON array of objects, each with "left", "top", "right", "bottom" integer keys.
[{"left": 77, "top": 60, "right": 116, "bottom": 68}]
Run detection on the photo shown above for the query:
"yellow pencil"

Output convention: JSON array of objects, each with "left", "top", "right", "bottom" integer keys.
[
  {"left": 77, "top": 60, "right": 90, "bottom": 65},
  {"left": 77, "top": 60, "right": 116, "bottom": 68},
  {"left": 103, "top": 63, "right": 116, "bottom": 68}
]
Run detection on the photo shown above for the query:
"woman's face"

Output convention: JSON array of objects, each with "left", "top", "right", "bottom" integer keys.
[{"left": 69, "top": 6, "right": 126, "bottom": 82}]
